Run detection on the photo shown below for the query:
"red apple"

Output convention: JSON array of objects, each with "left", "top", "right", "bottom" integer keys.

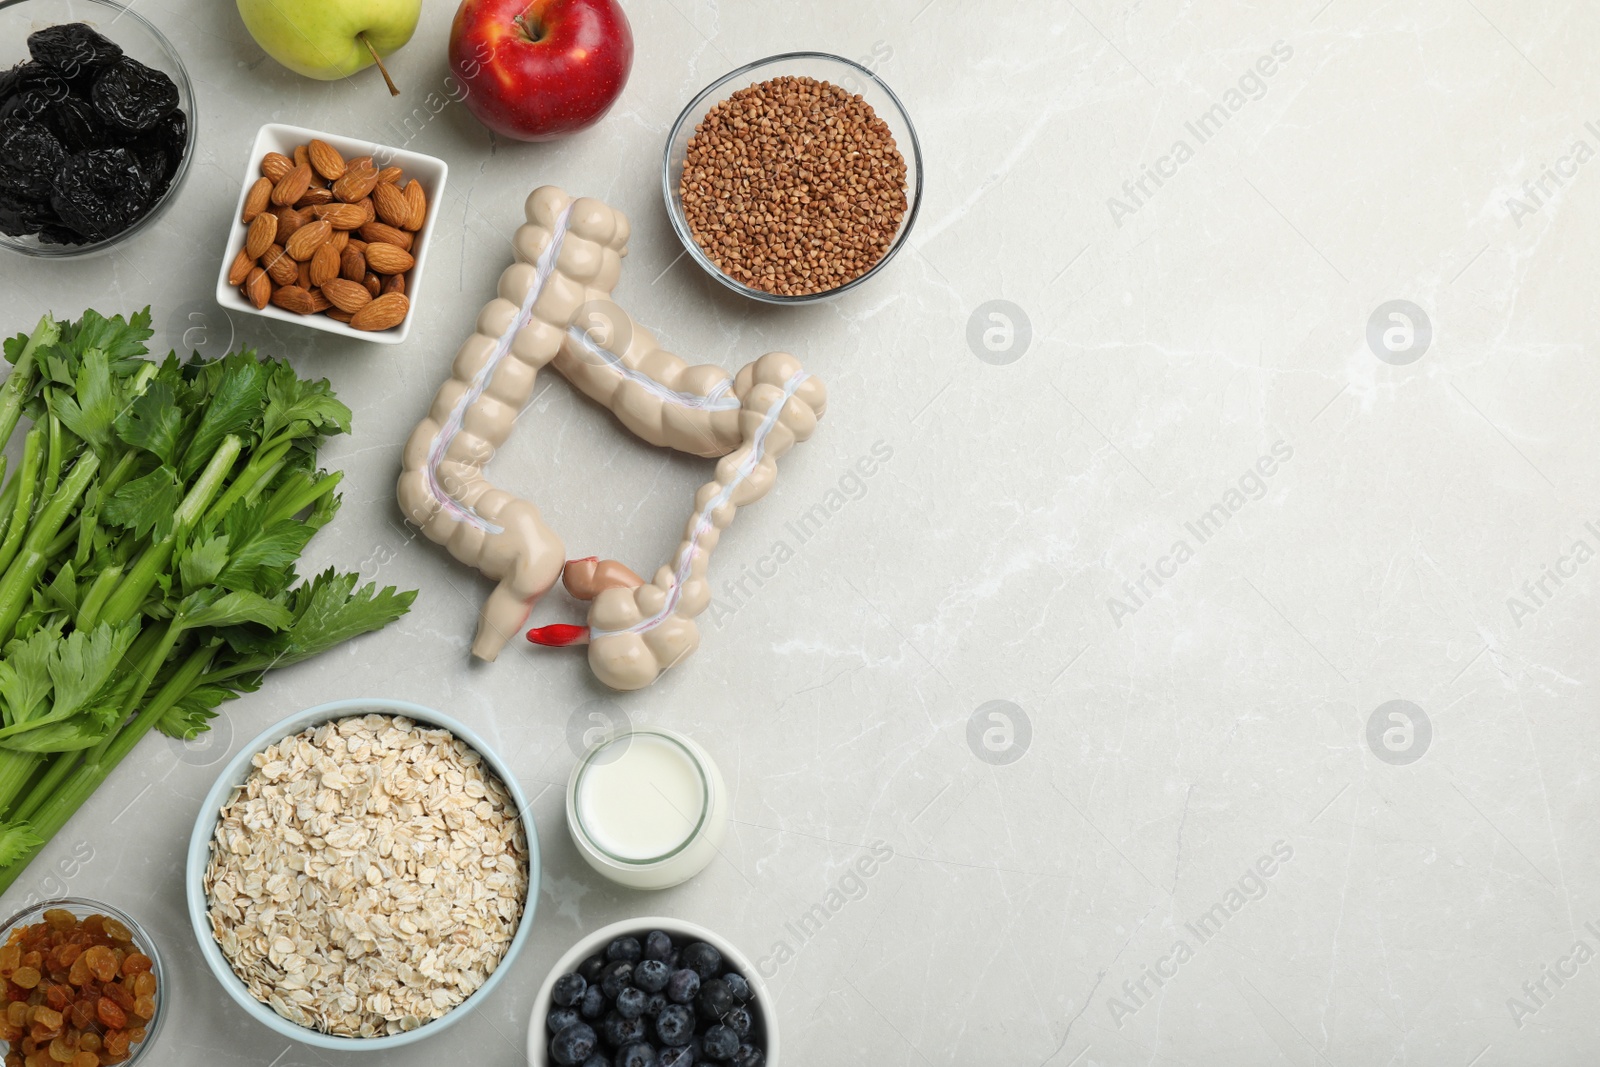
[{"left": 449, "top": 0, "right": 633, "bottom": 142}]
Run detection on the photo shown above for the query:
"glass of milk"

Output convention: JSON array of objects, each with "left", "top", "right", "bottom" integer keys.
[{"left": 566, "top": 728, "right": 728, "bottom": 889}]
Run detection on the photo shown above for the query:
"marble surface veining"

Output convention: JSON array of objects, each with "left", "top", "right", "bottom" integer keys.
[{"left": 2, "top": 0, "right": 1598, "bottom": 1064}]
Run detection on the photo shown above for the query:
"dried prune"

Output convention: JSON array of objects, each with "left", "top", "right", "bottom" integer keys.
[
  {"left": 0, "top": 195, "right": 48, "bottom": 238},
  {"left": 44, "top": 95, "right": 106, "bottom": 152},
  {"left": 27, "top": 24, "right": 122, "bottom": 78},
  {"left": 0, "top": 121, "right": 67, "bottom": 198},
  {"left": 90, "top": 57, "right": 175, "bottom": 135},
  {"left": 50, "top": 147, "right": 152, "bottom": 241},
  {"left": 151, "top": 107, "right": 185, "bottom": 158}
]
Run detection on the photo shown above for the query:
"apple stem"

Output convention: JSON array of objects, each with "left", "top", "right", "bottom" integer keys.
[
  {"left": 512, "top": 13, "right": 543, "bottom": 43},
  {"left": 359, "top": 32, "right": 400, "bottom": 96}
]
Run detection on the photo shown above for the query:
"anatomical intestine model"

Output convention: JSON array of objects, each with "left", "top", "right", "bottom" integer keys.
[{"left": 398, "top": 186, "right": 827, "bottom": 690}]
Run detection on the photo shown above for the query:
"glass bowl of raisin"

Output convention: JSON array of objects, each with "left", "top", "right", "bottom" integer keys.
[
  {"left": 0, "top": 0, "right": 196, "bottom": 258},
  {"left": 0, "top": 899, "right": 164, "bottom": 1066}
]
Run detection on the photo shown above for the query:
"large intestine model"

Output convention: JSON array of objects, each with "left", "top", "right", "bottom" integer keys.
[{"left": 397, "top": 186, "right": 827, "bottom": 690}]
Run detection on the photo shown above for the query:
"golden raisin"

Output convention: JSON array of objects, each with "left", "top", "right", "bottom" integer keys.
[
  {"left": 114, "top": 956, "right": 147, "bottom": 979},
  {"left": 11, "top": 968, "right": 40, "bottom": 990},
  {"left": 128, "top": 974, "right": 153, "bottom": 1000},
  {"left": 79, "top": 951, "right": 113, "bottom": 986},
  {"left": 92, "top": 1001, "right": 122, "bottom": 1031},
  {"left": 64, "top": 958, "right": 87, "bottom": 989}
]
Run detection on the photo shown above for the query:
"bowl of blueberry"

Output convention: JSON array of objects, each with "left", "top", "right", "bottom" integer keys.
[
  {"left": 529, "top": 918, "right": 776, "bottom": 1067},
  {"left": 0, "top": 0, "right": 194, "bottom": 257}
]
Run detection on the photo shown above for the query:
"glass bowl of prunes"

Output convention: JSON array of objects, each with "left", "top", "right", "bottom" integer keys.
[{"left": 0, "top": 0, "right": 195, "bottom": 257}]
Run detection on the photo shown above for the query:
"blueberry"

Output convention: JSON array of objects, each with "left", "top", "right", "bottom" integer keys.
[
  {"left": 697, "top": 978, "right": 735, "bottom": 1021},
  {"left": 582, "top": 1056, "right": 613, "bottom": 1067},
  {"left": 615, "top": 987, "right": 646, "bottom": 1020},
  {"left": 680, "top": 942, "right": 721, "bottom": 979},
  {"left": 601, "top": 1012, "right": 647, "bottom": 1048},
  {"left": 553, "top": 972, "right": 588, "bottom": 1008},
  {"left": 615, "top": 1043, "right": 657, "bottom": 1067},
  {"left": 645, "top": 993, "right": 668, "bottom": 1017},
  {"left": 665, "top": 948, "right": 681, "bottom": 969},
  {"left": 548, "top": 1008, "right": 582, "bottom": 1034},
  {"left": 607, "top": 936, "right": 643, "bottom": 963},
  {"left": 581, "top": 986, "right": 608, "bottom": 1019},
  {"left": 721, "top": 972, "right": 750, "bottom": 1002},
  {"left": 579, "top": 954, "right": 608, "bottom": 983},
  {"left": 731, "top": 1044, "right": 764, "bottom": 1067},
  {"left": 665, "top": 969, "right": 700, "bottom": 1004},
  {"left": 700, "top": 1025, "right": 738, "bottom": 1061},
  {"left": 655, "top": 1003, "right": 695, "bottom": 1046},
  {"left": 644, "top": 930, "right": 674, "bottom": 961},
  {"left": 601, "top": 960, "right": 636, "bottom": 999},
  {"left": 659, "top": 1049, "right": 696, "bottom": 1067},
  {"left": 550, "top": 1022, "right": 598, "bottom": 1065},
  {"left": 723, "top": 1006, "right": 752, "bottom": 1038},
  {"left": 634, "top": 959, "right": 670, "bottom": 993}
]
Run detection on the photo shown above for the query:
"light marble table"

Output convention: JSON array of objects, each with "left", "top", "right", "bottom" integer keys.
[{"left": 3, "top": 0, "right": 1599, "bottom": 1064}]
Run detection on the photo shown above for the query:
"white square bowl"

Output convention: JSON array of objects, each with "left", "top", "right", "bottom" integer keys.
[{"left": 214, "top": 123, "right": 448, "bottom": 345}]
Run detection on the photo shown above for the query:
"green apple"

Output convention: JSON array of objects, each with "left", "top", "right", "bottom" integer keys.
[{"left": 237, "top": 0, "right": 420, "bottom": 90}]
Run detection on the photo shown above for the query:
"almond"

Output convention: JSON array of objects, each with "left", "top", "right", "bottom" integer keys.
[
  {"left": 295, "top": 187, "right": 334, "bottom": 208},
  {"left": 359, "top": 197, "right": 376, "bottom": 224},
  {"left": 347, "top": 155, "right": 374, "bottom": 171},
  {"left": 297, "top": 260, "right": 312, "bottom": 289},
  {"left": 363, "top": 271, "right": 382, "bottom": 297},
  {"left": 275, "top": 205, "right": 305, "bottom": 241},
  {"left": 347, "top": 238, "right": 367, "bottom": 254},
  {"left": 244, "top": 268, "right": 270, "bottom": 310},
  {"left": 382, "top": 272, "right": 407, "bottom": 296},
  {"left": 314, "top": 203, "right": 367, "bottom": 230},
  {"left": 305, "top": 288, "right": 333, "bottom": 313},
  {"left": 308, "top": 139, "right": 346, "bottom": 181},
  {"left": 376, "top": 165, "right": 403, "bottom": 184},
  {"left": 242, "top": 177, "right": 272, "bottom": 223},
  {"left": 245, "top": 212, "right": 277, "bottom": 260},
  {"left": 271, "top": 163, "right": 313, "bottom": 207},
  {"left": 321, "top": 277, "right": 373, "bottom": 313},
  {"left": 260, "top": 152, "right": 293, "bottom": 182},
  {"left": 332, "top": 161, "right": 379, "bottom": 203},
  {"left": 373, "top": 182, "right": 411, "bottom": 229},
  {"left": 293, "top": 144, "right": 309, "bottom": 168},
  {"left": 349, "top": 292, "right": 410, "bottom": 331},
  {"left": 330, "top": 229, "right": 349, "bottom": 253},
  {"left": 402, "top": 179, "right": 427, "bottom": 231},
  {"left": 363, "top": 242, "right": 414, "bottom": 275},
  {"left": 340, "top": 247, "right": 368, "bottom": 283},
  {"left": 309, "top": 242, "right": 341, "bottom": 288},
  {"left": 263, "top": 244, "right": 298, "bottom": 285},
  {"left": 327, "top": 308, "right": 356, "bottom": 323},
  {"left": 359, "top": 221, "right": 412, "bottom": 251},
  {"left": 285, "top": 219, "right": 332, "bottom": 261},
  {"left": 227, "top": 247, "right": 255, "bottom": 286},
  {"left": 340, "top": 247, "right": 367, "bottom": 282},
  {"left": 271, "top": 285, "right": 318, "bottom": 315}
]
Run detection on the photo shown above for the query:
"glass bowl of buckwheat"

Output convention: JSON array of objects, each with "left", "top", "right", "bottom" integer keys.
[
  {"left": 662, "top": 51, "right": 924, "bottom": 304},
  {"left": 184, "top": 698, "right": 537, "bottom": 1051}
]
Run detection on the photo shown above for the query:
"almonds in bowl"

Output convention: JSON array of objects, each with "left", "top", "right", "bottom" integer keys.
[{"left": 214, "top": 124, "right": 448, "bottom": 345}]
